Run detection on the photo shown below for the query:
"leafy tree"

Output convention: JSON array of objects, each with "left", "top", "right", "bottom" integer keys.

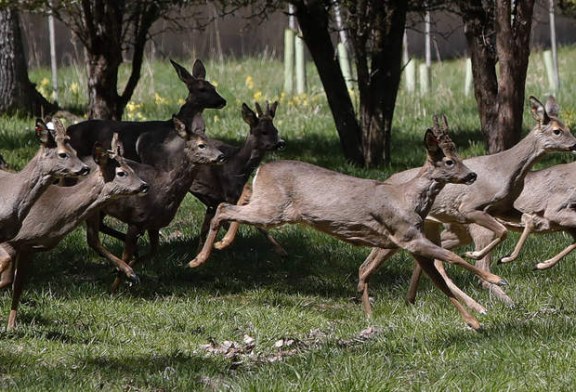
[{"left": 12, "top": 0, "right": 200, "bottom": 120}]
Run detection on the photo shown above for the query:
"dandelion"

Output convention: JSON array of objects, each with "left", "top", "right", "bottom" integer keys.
[
  {"left": 177, "top": 98, "right": 186, "bottom": 106},
  {"left": 213, "top": 115, "right": 220, "bottom": 123},
  {"left": 245, "top": 75, "right": 254, "bottom": 90},
  {"left": 253, "top": 90, "right": 263, "bottom": 102},
  {"left": 211, "top": 80, "right": 219, "bottom": 87},
  {"left": 70, "top": 82, "right": 79, "bottom": 95},
  {"left": 125, "top": 101, "right": 143, "bottom": 120},
  {"left": 154, "top": 93, "right": 169, "bottom": 106}
]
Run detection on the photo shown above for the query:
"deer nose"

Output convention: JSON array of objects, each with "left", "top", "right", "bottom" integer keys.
[
  {"left": 216, "top": 97, "right": 227, "bottom": 109},
  {"left": 464, "top": 172, "right": 477, "bottom": 185},
  {"left": 276, "top": 140, "right": 286, "bottom": 150},
  {"left": 216, "top": 153, "right": 226, "bottom": 163},
  {"left": 77, "top": 166, "right": 91, "bottom": 176},
  {"left": 570, "top": 143, "right": 576, "bottom": 152},
  {"left": 139, "top": 183, "right": 150, "bottom": 194}
]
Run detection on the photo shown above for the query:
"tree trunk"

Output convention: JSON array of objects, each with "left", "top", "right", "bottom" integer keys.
[
  {"left": 353, "top": 0, "right": 407, "bottom": 167},
  {"left": 293, "top": 0, "right": 365, "bottom": 166},
  {"left": 0, "top": 8, "right": 57, "bottom": 117},
  {"left": 460, "top": 0, "right": 535, "bottom": 153}
]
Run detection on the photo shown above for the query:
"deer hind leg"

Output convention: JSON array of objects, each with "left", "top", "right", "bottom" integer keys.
[
  {"left": 357, "top": 248, "right": 398, "bottom": 317},
  {"left": 111, "top": 225, "right": 142, "bottom": 293},
  {"left": 86, "top": 212, "right": 138, "bottom": 284},
  {"left": 412, "top": 254, "right": 482, "bottom": 330},
  {"left": 7, "top": 252, "right": 33, "bottom": 330},
  {"left": 0, "top": 245, "right": 15, "bottom": 289},
  {"left": 499, "top": 216, "right": 536, "bottom": 264},
  {"left": 433, "top": 259, "right": 487, "bottom": 314},
  {"left": 407, "top": 220, "right": 445, "bottom": 304},
  {"left": 535, "top": 231, "right": 576, "bottom": 270}
]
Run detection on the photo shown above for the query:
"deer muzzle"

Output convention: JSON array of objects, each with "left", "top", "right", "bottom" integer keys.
[{"left": 276, "top": 140, "right": 286, "bottom": 150}]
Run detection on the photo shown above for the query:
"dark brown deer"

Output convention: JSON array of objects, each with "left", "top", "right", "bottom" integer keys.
[
  {"left": 84, "top": 115, "right": 225, "bottom": 290},
  {"left": 0, "top": 136, "right": 149, "bottom": 329},
  {"left": 67, "top": 59, "right": 226, "bottom": 161},
  {"left": 372, "top": 96, "right": 576, "bottom": 304},
  {"left": 189, "top": 115, "right": 507, "bottom": 330},
  {"left": 0, "top": 118, "right": 90, "bottom": 242},
  {"left": 190, "top": 101, "right": 285, "bottom": 248}
]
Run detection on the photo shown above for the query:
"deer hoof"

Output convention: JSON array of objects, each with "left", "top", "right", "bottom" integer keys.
[
  {"left": 498, "top": 256, "right": 512, "bottom": 264},
  {"left": 497, "top": 278, "right": 508, "bottom": 286},
  {"left": 127, "top": 273, "right": 140, "bottom": 286},
  {"left": 188, "top": 258, "right": 203, "bottom": 268},
  {"left": 464, "top": 250, "right": 482, "bottom": 260}
]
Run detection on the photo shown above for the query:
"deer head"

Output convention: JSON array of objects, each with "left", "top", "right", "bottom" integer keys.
[
  {"left": 170, "top": 59, "right": 227, "bottom": 112},
  {"left": 425, "top": 114, "right": 476, "bottom": 185},
  {"left": 173, "top": 115, "right": 225, "bottom": 165},
  {"left": 35, "top": 117, "right": 90, "bottom": 178},
  {"left": 530, "top": 96, "right": 576, "bottom": 153},
  {"left": 242, "top": 101, "right": 286, "bottom": 151}
]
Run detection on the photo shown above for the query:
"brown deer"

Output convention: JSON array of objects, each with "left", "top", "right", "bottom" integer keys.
[
  {"left": 190, "top": 101, "right": 285, "bottom": 249},
  {"left": 463, "top": 160, "right": 576, "bottom": 270},
  {"left": 369, "top": 96, "right": 576, "bottom": 304},
  {"left": 67, "top": 59, "right": 226, "bottom": 161},
  {"left": 189, "top": 115, "right": 507, "bottom": 330},
  {"left": 0, "top": 118, "right": 90, "bottom": 242},
  {"left": 0, "top": 136, "right": 149, "bottom": 329},
  {"left": 84, "top": 115, "right": 225, "bottom": 290}
]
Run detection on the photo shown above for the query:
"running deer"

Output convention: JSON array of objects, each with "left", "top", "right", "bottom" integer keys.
[
  {"left": 190, "top": 101, "right": 285, "bottom": 249},
  {"left": 0, "top": 118, "right": 90, "bottom": 242},
  {"left": 84, "top": 115, "right": 225, "bottom": 290},
  {"left": 67, "top": 59, "right": 226, "bottom": 161},
  {"left": 376, "top": 96, "right": 576, "bottom": 304},
  {"left": 466, "top": 160, "right": 576, "bottom": 270},
  {"left": 189, "top": 115, "right": 507, "bottom": 330},
  {"left": 0, "top": 136, "right": 149, "bottom": 329}
]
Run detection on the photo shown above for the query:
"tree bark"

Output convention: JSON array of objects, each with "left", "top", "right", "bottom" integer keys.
[
  {"left": 293, "top": 0, "right": 365, "bottom": 166},
  {"left": 351, "top": 0, "right": 407, "bottom": 166},
  {"left": 460, "top": 0, "right": 535, "bottom": 153},
  {"left": 0, "top": 8, "right": 57, "bottom": 117}
]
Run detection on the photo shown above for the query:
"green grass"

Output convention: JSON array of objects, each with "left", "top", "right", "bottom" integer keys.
[{"left": 3, "top": 47, "right": 576, "bottom": 390}]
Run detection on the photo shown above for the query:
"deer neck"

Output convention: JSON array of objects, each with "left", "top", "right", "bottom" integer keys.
[
  {"left": 491, "top": 131, "right": 545, "bottom": 187},
  {"left": 234, "top": 135, "right": 266, "bottom": 180},
  {"left": 403, "top": 165, "right": 446, "bottom": 218},
  {"left": 175, "top": 105, "right": 202, "bottom": 128},
  {"left": 13, "top": 153, "right": 58, "bottom": 219}
]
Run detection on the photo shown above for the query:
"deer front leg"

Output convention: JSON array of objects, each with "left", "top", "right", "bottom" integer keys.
[
  {"left": 357, "top": 248, "right": 399, "bottom": 317},
  {"left": 433, "top": 259, "right": 487, "bottom": 314},
  {"left": 499, "top": 216, "right": 536, "bottom": 264},
  {"left": 111, "top": 225, "right": 142, "bottom": 293},
  {"left": 7, "top": 252, "right": 32, "bottom": 330},
  {"left": 412, "top": 255, "right": 482, "bottom": 331},
  {"left": 86, "top": 213, "right": 138, "bottom": 284},
  {"left": 462, "top": 211, "right": 508, "bottom": 260},
  {"left": 536, "top": 242, "right": 576, "bottom": 270},
  {"left": 214, "top": 184, "right": 253, "bottom": 251}
]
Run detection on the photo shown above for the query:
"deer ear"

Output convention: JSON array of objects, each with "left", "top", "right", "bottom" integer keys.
[
  {"left": 191, "top": 113, "right": 205, "bottom": 134},
  {"left": 545, "top": 95, "right": 560, "bottom": 118},
  {"left": 111, "top": 133, "right": 125, "bottom": 157},
  {"left": 192, "top": 59, "right": 206, "bottom": 80},
  {"left": 93, "top": 142, "right": 107, "bottom": 166},
  {"left": 530, "top": 96, "right": 550, "bottom": 124},
  {"left": 35, "top": 118, "right": 50, "bottom": 144},
  {"left": 173, "top": 116, "right": 188, "bottom": 139},
  {"left": 268, "top": 101, "right": 279, "bottom": 118},
  {"left": 241, "top": 103, "right": 258, "bottom": 127},
  {"left": 170, "top": 59, "right": 194, "bottom": 83},
  {"left": 424, "top": 128, "right": 441, "bottom": 156}
]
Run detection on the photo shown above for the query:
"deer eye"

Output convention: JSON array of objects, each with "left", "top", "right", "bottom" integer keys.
[
  {"left": 445, "top": 159, "right": 454, "bottom": 167},
  {"left": 58, "top": 152, "right": 68, "bottom": 159},
  {"left": 553, "top": 129, "right": 562, "bottom": 135},
  {"left": 116, "top": 169, "right": 126, "bottom": 177},
  {"left": 198, "top": 143, "right": 206, "bottom": 150}
]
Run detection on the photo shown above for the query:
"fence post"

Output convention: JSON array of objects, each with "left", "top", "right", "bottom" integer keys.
[{"left": 284, "top": 28, "right": 295, "bottom": 94}]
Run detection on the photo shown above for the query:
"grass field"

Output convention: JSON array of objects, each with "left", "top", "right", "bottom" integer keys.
[{"left": 2, "top": 47, "right": 576, "bottom": 390}]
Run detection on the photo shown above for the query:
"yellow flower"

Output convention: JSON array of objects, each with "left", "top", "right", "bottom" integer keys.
[
  {"left": 253, "top": 90, "right": 263, "bottom": 102},
  {"left": 213, "top": 115, "right": 220, "bottom": 123},
  {"left": 177, "top": 98, "right": 186, "bottom": 106},
  {"left": 211, "top": 80, "right": 219, "bottom": 87},
  {"left": 245, "top": 75, "right": 254, "bottom": 90},
  {"left": 70, "top": 82, "right": 79, "bottom": 95},
  {"left": 154, "top": 93, "right": 169, "bottom": 106},
  {"left": 40, "top": 77, "right": 50, "bottom": 87}
]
